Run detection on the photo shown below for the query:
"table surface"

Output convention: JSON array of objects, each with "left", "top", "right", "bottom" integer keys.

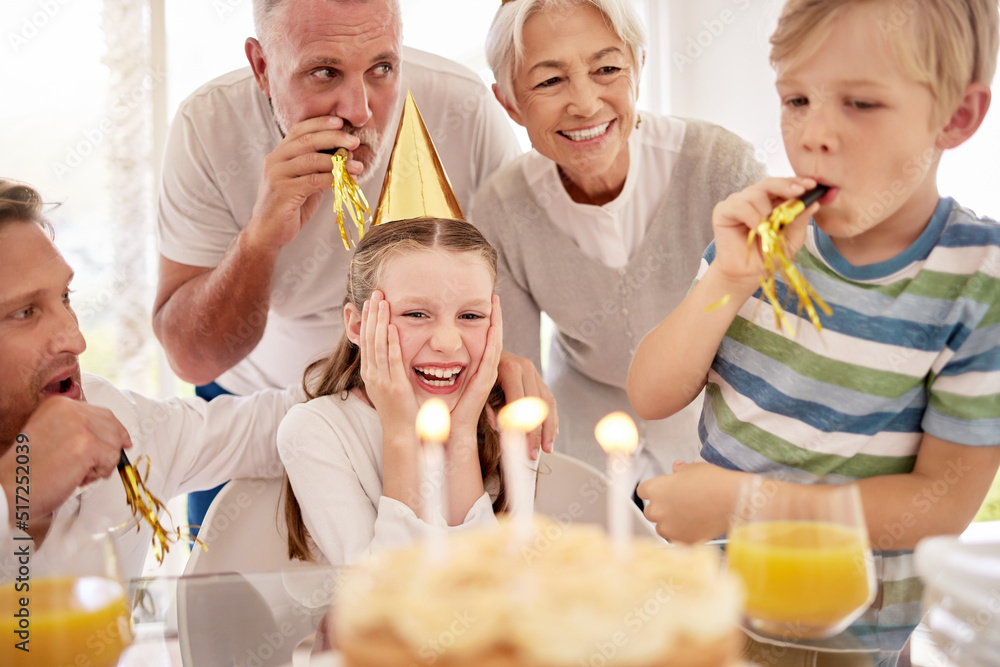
[{"left": 115, "top": 554, "right": 944, "bottom": 667}]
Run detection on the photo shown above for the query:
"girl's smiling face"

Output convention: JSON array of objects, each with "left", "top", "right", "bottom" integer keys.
[{"left": 374, "top": 248, "right": 494, "bottom": 411}]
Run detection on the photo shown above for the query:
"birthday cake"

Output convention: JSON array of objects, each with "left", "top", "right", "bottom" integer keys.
[{"left": 333, "top": 518, "right": 745, "bottom": 666}]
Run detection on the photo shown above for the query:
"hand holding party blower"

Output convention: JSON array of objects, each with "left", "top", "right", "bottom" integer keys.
[{"left": 748, "top": 184, "right": 832, "bottom": 334}]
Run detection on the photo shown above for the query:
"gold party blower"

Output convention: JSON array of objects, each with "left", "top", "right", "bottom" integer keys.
[{"left": 749, "top": 184, "right": 832, "bottom": 334}]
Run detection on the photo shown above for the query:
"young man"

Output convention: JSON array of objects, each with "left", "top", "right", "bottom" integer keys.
[
  {"left": 628, "top": 0, "right": 1000, "bottom": 550},
  {"left": 0, "top": 179, "right": 303, "bottom": 578}
]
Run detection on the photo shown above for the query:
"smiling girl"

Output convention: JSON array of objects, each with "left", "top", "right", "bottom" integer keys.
[{"left": 278, "top": 217, "right": 507, "bottom": 564}]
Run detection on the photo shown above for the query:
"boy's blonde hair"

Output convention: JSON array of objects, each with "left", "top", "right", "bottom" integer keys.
[{"left": 770, "top": 0, "right": 999, "bottom": 122}]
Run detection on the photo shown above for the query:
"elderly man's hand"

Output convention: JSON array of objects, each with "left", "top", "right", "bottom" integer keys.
[
  {"left": 244, "top": 116, "right": 362, "bottom": 252},
  {"left": 637, "top": 461, "right": 745, "bottom": 544},
  {"left": 2, "top": 397, "right": 131, "bottom": 532},
  {"left": 496, "top": 351, "right": 558, "bottom": 460}
]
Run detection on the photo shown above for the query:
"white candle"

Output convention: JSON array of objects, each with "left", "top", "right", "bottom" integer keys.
[
  {"left": 595, "top": 412, "right": 638, "bottom": 559},
  {"left": 497, "top": 397, "right": 549, "bottom": 544},
  {"left": 416, "top": 398, "right": 450, "bottom": 562}
]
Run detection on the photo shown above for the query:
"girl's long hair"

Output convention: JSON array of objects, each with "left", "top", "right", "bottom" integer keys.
[{"left": 284, "top": 217, "right": 508, "bottom": 561}]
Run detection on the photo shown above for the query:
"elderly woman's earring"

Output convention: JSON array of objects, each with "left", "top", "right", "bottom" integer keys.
[{"left": 636, "top": 114, "right": 643, "bottom": 130}]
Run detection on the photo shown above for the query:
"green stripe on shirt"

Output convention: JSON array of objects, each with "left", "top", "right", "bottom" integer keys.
[{"left": 728, "top": 318, "right": 921, "bottom": 397}]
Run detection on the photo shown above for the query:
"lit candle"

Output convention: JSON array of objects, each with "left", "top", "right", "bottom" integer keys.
[
  {"left": 415, "top": 398, "right": 450, "bottom": 562},
  {"left": 595, "top": 411, "right": 639, "bottom": 559},
  {"left": 497, "top": 397, "right": 549, "bottom": 544}
]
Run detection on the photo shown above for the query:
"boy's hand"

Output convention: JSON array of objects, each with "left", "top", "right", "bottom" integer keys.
[
  {"left": 449, "top": 295, "right": 502, "bottom": 445},
  {"left": 637, "top": 461, "right": 746, "bottom": 543},
  {"left": 711, "top": 177, "right": 819, "bottom": 287},
  {"left": 358, "top": 291, "right": 418, "bottom": 440}
]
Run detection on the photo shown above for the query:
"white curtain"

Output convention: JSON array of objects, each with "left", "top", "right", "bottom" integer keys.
[{"left": 101, "top": 0, "right": 156, "bottom": 395}]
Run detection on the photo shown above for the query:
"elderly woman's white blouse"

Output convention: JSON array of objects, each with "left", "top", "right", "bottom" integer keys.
[{"left": 521, "top": 114, "right": 687, "bottom": 268}]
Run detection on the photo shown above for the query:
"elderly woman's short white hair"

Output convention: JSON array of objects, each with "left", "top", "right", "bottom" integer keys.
[{"left": 486, "top": 0, "right": 646, "bottom": 107}]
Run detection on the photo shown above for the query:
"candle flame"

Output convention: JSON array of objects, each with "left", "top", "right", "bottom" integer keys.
[
  {"left": 497, "top": 397, "right": 549, "bottom": 432},
  {"left": 595, "top": 412, "right": 638, "bottom": 455},
  {"left": 416, "top": 398, "right": 451, "bottom": 443}
]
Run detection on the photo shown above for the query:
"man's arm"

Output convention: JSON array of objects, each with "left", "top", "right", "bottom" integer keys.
[{"left": 153, "top": 238, "right": 279, "bottom": 386}]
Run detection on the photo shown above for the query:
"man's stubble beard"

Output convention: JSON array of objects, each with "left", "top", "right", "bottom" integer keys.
[
  {"left": 0, "top": 360, "right": 85, "bottom": 455},
  {"left": 0, "top": 381, "right": 41, "bottom": 456}
]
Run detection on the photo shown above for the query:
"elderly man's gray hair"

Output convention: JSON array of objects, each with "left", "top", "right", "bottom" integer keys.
[
  {"left": 252, "top": 0, "right": 402, "bottom": 50},
  {"left": 486, "top": 0, "right": 646, "bottom": 108}
]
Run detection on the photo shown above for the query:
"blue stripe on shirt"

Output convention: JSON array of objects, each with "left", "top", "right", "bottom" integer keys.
[{"left": 715, "top": 356, "right": 926, "bottom": 434}]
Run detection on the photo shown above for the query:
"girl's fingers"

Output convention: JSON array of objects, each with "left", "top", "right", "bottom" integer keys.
[
  {"left": 386, "top": 323, "right": 406, "bottom": 384},
  {"left": 474, "top": 320, "right": 501, "bottom": 392},
  {"left": 373, "top": 299, "right": 390, "bottom": 373},
  {"left": 455, "top": 325, "right": 497, "bottom": 418},
  {"left": 363, "top": 294, "right": 379, "bottom": 356},
  {"left": 490, "top": 295, "right": 503, "bottom": 354},
  {"left": 471, "top": 298, "right": 502, "bottom": 390},
  {"left": 358, "top": 298, "right": 371, "bottom": 377}
]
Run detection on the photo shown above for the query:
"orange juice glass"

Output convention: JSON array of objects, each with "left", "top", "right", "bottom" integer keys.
[
  {"left": 2, "top": 524, "right": 133, "bottom": 665},
  {"left": 727, "top": 477, "right": 875, "bottom": 639},
  {"left": 0, "top": 576, "right": 132, "bottom": 666}
]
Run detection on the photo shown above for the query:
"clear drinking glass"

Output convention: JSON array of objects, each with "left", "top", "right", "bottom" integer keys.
[
  {"left": 0, "top": 522, "right": 133, "bottom": 666},
  {"left": 726, "top": 475, "right": 876, "bottom": 639}
]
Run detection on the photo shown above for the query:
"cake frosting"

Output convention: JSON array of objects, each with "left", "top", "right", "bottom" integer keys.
[{"left": 334, "top": 518, "right": 745, "bottom": 666}]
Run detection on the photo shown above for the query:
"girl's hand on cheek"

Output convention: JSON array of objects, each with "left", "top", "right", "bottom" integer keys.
[
  {"left": 359, "top": 290, "right": 419, "bottom": 438},
  {"left": 449, "top": 295, "right": 502, "bottom": 444}
]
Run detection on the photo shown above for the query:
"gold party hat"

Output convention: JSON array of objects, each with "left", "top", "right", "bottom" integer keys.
[{"left": 372, "top": 91, "right": 464, "bottom": 226}]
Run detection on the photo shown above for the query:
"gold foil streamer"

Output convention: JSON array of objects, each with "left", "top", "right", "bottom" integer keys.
[
  {"left": 117, "top": 451, "right": 202, "bottom": 564},
  {"left": 748, "top": 198, "right": 831, "bottom": 334},
  {"left": 330, "top": 148, "right": 371, "bottom": 250}
]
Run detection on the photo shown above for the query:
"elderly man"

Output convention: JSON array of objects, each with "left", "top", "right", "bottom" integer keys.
[
  {"left": 151, "top": 0, "right": 552, "bottom": 528},
  {"left": 0, "top": 179, "right": 303, "bottom": 577}
]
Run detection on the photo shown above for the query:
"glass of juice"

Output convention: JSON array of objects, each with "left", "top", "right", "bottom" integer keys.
[
  {"left": 726, "top": 475, "right": 876, "bottom": 640},
  {"left": 1, "top": 521, "right": 133, "bottom": 666}
]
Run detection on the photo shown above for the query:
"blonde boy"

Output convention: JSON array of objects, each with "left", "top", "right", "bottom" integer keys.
[{"left": 627, "top": 0, "right": 1000, "bottom": 549}]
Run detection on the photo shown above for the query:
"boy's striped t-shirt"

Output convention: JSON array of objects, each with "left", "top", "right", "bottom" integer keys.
[{"left": 698, "top": 197, "right": 1000, "bottom": 482}]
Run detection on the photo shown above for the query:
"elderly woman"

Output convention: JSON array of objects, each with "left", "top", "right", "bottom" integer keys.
[{"left": 472, "top": 0, "right": 765, "bottom": 483}]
